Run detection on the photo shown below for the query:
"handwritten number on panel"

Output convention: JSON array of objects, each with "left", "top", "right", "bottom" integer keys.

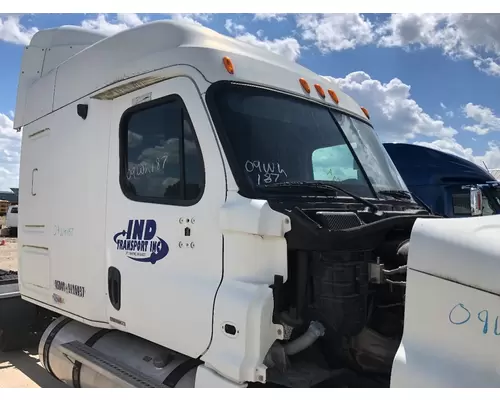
[
  {"left": 478, "top": 310, "right": 489, "bottom": 334},
  {"left": 449, "top": 303, "right": 500, "bottom": 336},
  {"left": 244, "top": 160, "right": 288, "bottom": 185},
  {"left": 449, "top": 303, "right": 471, "bottom": 325},
  {"left": 495, "top": 317, "right": 500, "bottom": 336},
  {"left": 127, "top": 155, "right": 169, "bottom": 180}
]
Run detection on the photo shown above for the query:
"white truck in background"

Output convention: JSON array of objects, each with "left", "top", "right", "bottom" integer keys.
[
  {"left": 5, "top": 205, "right": 18, "bottom": 237},
  {"left": 0, "top": 19, "right": 499, "bottom": 388}
]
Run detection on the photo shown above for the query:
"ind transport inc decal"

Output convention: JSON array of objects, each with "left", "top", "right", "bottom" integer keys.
[{"left": 114, "top": 219, "right": 169, "bottom": 264}]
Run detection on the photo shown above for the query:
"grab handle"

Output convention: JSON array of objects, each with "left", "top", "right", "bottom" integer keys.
[{"left": 31, "top": 168, "right": 38, "bottom": 196}]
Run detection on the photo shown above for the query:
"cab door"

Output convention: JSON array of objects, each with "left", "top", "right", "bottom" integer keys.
[{"left": 104, "top": 76, "right": 226, "bottom": 358}]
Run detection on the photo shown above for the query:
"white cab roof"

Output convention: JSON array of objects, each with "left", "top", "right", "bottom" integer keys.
[{"left": 14, "top": 20, "right": 368, "bottom": 129}]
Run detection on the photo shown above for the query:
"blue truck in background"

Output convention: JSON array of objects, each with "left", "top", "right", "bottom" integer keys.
[{"left": 383, "top": 142, "right": 500, "bottom": 218}]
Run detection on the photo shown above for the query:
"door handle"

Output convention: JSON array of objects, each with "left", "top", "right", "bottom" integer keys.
[
  {"left": 31, "top": 168, "right": 38, "bottom": 196},
  {"left": 108, "top": 266, "right": 121, "bottom": 311}
]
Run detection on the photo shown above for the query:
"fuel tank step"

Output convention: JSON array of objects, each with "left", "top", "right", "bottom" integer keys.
[{"left": 58, "top": 340, "right": 167, "bottom": 388}]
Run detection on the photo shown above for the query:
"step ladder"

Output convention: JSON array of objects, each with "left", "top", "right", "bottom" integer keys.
[{"left": 58, "top": 340, "right": 168, "bottom": 388}]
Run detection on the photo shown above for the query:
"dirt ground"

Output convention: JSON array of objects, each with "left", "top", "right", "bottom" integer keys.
[
  {"left": 0, "top": 238, "right": 67, "bottom": 388},
  {"left": 0, "top": 238, "right": 19, "bottom": 272},
  {"left": 0, "top": 349, "right": 66, "bottom": 388}
]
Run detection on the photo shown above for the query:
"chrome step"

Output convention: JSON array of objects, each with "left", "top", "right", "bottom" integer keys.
[{"left": 58, "top": 340, "right": 167, "bottom": 388}]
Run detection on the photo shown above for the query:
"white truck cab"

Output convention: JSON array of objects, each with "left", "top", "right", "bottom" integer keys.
[
  {"left": 8, "top": 19, "right": 500, "bottom": 388},
  {"left": 5, "top": 205, "right": 18, "bottom": 237}
]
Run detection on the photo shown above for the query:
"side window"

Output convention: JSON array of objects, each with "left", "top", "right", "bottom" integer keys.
[
  {"left": 312, "top": 144, "right": 360, "bottom": 182},
  {"left": 482, "top": 195, "right": 495, "bottom": 216},
  {"left": 451, "top": 191, "right": 471, "bottom": 216},
  {"left": 451, "top": 190, "right": 495, "bottom": 216},
  {"left": 120, "top": 96, "right": 205, "bottom": 205}
]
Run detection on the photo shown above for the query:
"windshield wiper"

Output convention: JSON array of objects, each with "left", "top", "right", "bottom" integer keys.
[
  {"left": 378, "top": 190, "right": 433, "bottom": 214},
  {"left": 378, "top": 190, "right": 412, "bottom": 200},
  {"left": 259, "top": 181, "right": 379, "bottom": 212}
]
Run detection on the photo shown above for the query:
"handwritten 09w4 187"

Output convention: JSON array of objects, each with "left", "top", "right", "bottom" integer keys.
[
  {"left": 244, "top": 160, "right": 288, "bottom": 185},
  {"left": 449, "top": 302, "right": 500, "bottom": 336}
]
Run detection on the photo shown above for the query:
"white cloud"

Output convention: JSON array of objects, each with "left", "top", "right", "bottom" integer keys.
[
  {"left": 323, "top": 71, "right": 457, "bottom": 141},
  {"left": 79, "top": 13, "right": 208, "bottom": 36},
  {"left": 296, "top": 13, "right": 374, "bottom": 52},
  {"left": 0, "top": 15, "right": 38, "bottom": 45},
  {"left": 445, "top": 14, "right": 500, "bottom": 57},
  {"left": 183, "top": 14, "right": 211, "bottom": 22},
  {"left": 170, "top": 13, "right": 212, "bottom": 26},
  {"left": 473, "top": 58, "right": 500, "bottom": 77},
  {"left": 224, "top": 19, "right": 300, "bottom": 63},
  {"left": 117, "top": 13, "right": 147, "bottom": 27},
  {"left": 235, "top": 32, "right": 301, "bottom": 62},
  {"left": 462, "top": 103, "right": 500, "bottom": 135},
  {"left": 376, "top": 13, "right": 500, "bottom": 76},
  {"left": 253, "top": 14, "right": 286, "bottom": 22},
  {"left": 439, "top": 103, "right": 454, "bottom": 118},
  {"left": 321, "top": 69, "right": 500, "bottom": 168},
  {"left": 377, "top": 14, "right": 448, "bottom": 50},
  {"left": 0, "top": 114, "right": 21, "bottom": 191},
  {"left": 477, "top": 142, "right": 500, "bottom": 169},
  {"left": 80, "top": 13, "right": 146, "bottom": 36},
  {"left": 325, "top": 69, "right": 500, "bottom": 169},
  {"left": 289, "top": 12, "right": 500, "bottom": 77},
  {"left": 0, "top": 14, "right": 148, "bottom": 44},
  {"left": 225, "top": 19, "right": 246, "bottom": 35}
]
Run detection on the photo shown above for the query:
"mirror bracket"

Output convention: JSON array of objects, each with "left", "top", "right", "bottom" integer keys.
[{"left": 464, "top": 185, "right": 483, "bottom": 217}]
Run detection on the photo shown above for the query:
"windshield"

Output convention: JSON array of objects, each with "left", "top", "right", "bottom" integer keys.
[
  {"left": 207, "top": 82, "right": 412, "bottom": 201},
  {"left": 331, "top": 111, "right": 410, "bottom": 193}
]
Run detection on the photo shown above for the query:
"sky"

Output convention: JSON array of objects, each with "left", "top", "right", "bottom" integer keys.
[{"left": 1, "top": 13, "right": 500, "bottom": 191}]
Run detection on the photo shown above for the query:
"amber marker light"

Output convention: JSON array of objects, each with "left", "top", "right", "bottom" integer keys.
[
  {"left": 314, "top": 84, "right": 326, "bottom": 98},
  {"left": 328, "top": 89, "right": 339, "bottom": 104},
  {"left": 299, "top": 78, "right": 311, "bottom": 93},
  {"left": 223, "top": 57, "right": 234, "bottom": 74},
  {"left": 361, "top": 107, "right": 370, "bottom": 119}
]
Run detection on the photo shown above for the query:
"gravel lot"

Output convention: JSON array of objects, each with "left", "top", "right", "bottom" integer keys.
[
  {"left": 0, "top": 238, "right": 67, "bottom": 388},
  {"left": 0, "top": 238, "right": 18, "bottom": 271}
]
